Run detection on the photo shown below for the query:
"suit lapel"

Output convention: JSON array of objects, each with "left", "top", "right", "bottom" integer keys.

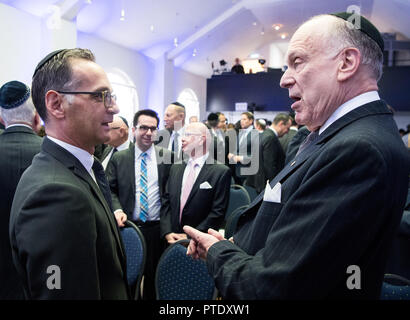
[
  {"left": 245, "top": 100, "right": 392, "bottom": 211},
  {"left": 184, "top": 163, "right": 210, "bottom": 208},
  {"left": 124, "top": 145, "right": 136, "bottom": 210},
  {"left": 42, "top": 138, "right": 126, "bottom": 262}
]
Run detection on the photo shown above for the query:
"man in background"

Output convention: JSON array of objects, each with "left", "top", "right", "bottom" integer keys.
[
  {"left": 155, "top": 102, "right": 185, "bottom": 162},
  {"left": 101, "top": 115, "right": 131, "bottom": 169},
  {"left": 0, "top": 80, "right": 42, "bottom": 299},
  {"left": 107, "top": 109, "right": 172, "bottom": 300}
]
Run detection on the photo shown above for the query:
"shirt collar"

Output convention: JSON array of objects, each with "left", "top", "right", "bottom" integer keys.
[
  {"left": 116, "top": 139, "right": 130, "bottom": 151},
  {"left": 319, "top": 91, "right": 380, "bottom": 135},
  {"left": 6, "top": 123, "right": 33, "bottom": 130},
  {"left": 47, "top": 136, "right": 94, "bottom": 173},
  {"left": 188, "top": 152, "right": 209, "bottom": 168},
  {"left": 135, "top": 144, "right": 154, "bottom": 160}
]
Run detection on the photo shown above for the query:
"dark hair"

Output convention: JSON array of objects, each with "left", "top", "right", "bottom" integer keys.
[
  {"left": 133, "top": 109, "right": 160, "bottom": 127},
  {"left": 241, "top": 111, "right": 254, "bottom": 121},
  {"left": 118, "top": 116, "right": 129, "bottom": 128},
  {"left": 273, "top": 113, "right": 291, "bottom": 125},
  {"left": 171, "top": 101, "right": 185, "bottom": 109},
  {"left": 31, "top": 48, "right": 95, "bottom": 122}
]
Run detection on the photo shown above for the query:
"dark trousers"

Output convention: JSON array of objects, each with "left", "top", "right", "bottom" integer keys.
[{"left": 133, "top": 220, "right": 166, "bottom": 300}]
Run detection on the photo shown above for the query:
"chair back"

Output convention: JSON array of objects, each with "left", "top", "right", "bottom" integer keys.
[
  {"left": 242, "top": 185, "right": 258, "bottom": 201},
  {"left": 225, "top": 184, "right": 251, "bottom": 220},
  {"left": 380, "top": 273, "right": 410, "bottom": 300},
  {"left": 155, "top": 239, "right": 216, "bottom": 300},
  {"left": 224, "top": 205, "right": 249, "bottom": 239},
  {"left": 120, "top": 220, "right": 146, "bottom": 299}
]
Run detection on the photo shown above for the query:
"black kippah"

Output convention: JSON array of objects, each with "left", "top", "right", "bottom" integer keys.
[
  {"left": 207, "top": 113, "right": 219, "bottom": 121},
  {"left": 118, "top": 116, "right": 129, "bottom": 128},
  {"left": 0, "top": 81, "right": 30, "bottom": 109},
  {"left": 33, "top": 49, "right": 67, "bottom": 78},
  {"left": 330, "top": 12, "right": 384, "bottom": 52}
]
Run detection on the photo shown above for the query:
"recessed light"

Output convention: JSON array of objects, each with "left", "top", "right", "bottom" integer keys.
[
  {"left": 192, "top": 49, "right": 197, "bottom": 57},
  {"left": 150, "top": 25, "right": 155, "bottom": 32},
  {"left": 280, "top": 33, "right": 288, "bottom": 39},
  {"left": 253, "top": 22, "right": 257, "bottom": 26},
  {"left": 120, "top": 9, "right": 125, "bottom": 21},
  {"left": 272, "top": 23, "right": 283, "bottom": 31}
]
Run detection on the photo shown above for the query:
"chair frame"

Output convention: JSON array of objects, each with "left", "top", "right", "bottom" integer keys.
[
  {"left": 121, "top": 220, "right": 147, "bottom": 300},
  {"left": 225, "top": 184, "right": 251, "bottom": 221},
  {"left": 224, "top": 204, "right": 249, "bottom": 239},
  {"left": 155, "top": 239, "right": 218, "bottom": 300}
]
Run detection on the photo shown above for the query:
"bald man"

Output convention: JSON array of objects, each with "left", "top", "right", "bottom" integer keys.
[
  {"left": 155, "top": 102, "right": 186, "bottom": 162},
  {"left": 101, "top": 115, "right": 131, "bottom": 169},
  {"left": 160, "top": 122, "right": 231, "bottom": 244}
]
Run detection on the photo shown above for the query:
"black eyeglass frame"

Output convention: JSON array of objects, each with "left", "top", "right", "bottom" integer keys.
[{"left": 56, "top": 90, "right": 117, "bottom": 108}]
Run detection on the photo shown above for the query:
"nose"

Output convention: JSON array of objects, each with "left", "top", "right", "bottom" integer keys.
[
  {"left": 279, "top": 68, "right": 295, "bottom": 89},
  {"left": 108, "top": 100, "right": 119, "bottom": 114}
]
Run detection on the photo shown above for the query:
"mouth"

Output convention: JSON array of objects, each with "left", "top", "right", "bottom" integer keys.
[{"left": 289, "top": 95, "right": 302, "bottom": 110}]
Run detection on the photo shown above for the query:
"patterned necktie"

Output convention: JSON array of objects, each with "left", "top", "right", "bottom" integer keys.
[
  {"left": 296, "top": 130, "right": 319, "bottom": 156},
  {"left": 92, "top": 158, "right": 113, "bottom": 211},
  {"left": 180, "top": 162, "right": 198, "bottom": 222},
  {"left": 139, "top": 152, "right": 149, "bottom": 222}
]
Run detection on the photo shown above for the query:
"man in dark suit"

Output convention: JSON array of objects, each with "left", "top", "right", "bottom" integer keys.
[
  {"left": 279, "top": 115, "right": 298, "bottom": 153},
  {"left": 154, "top": 102, "right": 185, "bottom": 162},
  {"left": 160, "top": 122, "right": 231, "bottom": 244},
  {"left": 101, "top": 115, "right": 131, "bottom": 170},
  {"left": 9, "top": 49, "right": 130, "bottom": 299},
  {"left": 184, "top": 13, "right": 410, "bottom": 299},
  {"left": 228, "top": 111, "right": 259, "bottom": 185},
  {"left": 285, "top": 125, "right": 310, "bottom": 164},
  {"left": 0, "top": 81, "right": 42, "bottom": 299},
  {"left": 245, "top": 113, "right": 290, "bottom": 192},
  {"left": 107, "top": 109, "right": 172, "bottom": 300}
]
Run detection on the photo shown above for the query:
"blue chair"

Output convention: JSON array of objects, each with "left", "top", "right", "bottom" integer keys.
[
  {"left": 120, "top": 220, "right": 146, "bottom": 300},
  {"left": 224, "top": 205, "right": 249, "bottom": 239},
  {"left": 243, "top": 185, "right": 258, "bottom": 201},
  {"left": 380, "top": 274, "right": 410, "bottom": 300},
  {"left": 225, "top": 184, "right": 251, "bottom": 221},
  {"left": 155, "top": 239, "right": 217, "bottom": 300}
]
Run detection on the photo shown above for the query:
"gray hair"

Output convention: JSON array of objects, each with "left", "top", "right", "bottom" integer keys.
[
  {"left": 0, "top": 97, "right": 36, "bottom": 126},
  {"left": 310, "top": 15, "right": 383, "bottom": 81}
]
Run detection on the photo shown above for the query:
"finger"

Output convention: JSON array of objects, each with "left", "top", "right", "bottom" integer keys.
[
  {"left": 208, "top": 228, "right": 225, "bottom": 240},
  {"left": 229, "top": 237, "right": 234, "bottom": 243}
]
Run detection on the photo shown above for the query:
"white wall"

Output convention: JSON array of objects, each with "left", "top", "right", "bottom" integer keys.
[
  {"left": 77, "top": 32, "right": 154, "bottom": 112},
  {"left": 173, "top": 68, "right": 207, "bottom": 121}
]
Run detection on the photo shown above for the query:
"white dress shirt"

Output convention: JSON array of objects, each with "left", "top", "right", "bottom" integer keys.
[
  {"left": 133, "top": 145, "right": 161, "bottom": 221},
  {"left": 102, "top": 139, "right": 130, "bottom": 169},
  {"left": 167, "top": 127, "right": 185, "bottom": 152},
  {"left": 48, "top": 136, "right": 96, "bottom": 182},
  {"left": 319, "top": 91, "right": 380, "bottom": 135}
]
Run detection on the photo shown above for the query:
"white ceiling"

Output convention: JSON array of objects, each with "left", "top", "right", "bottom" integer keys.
[{"left": 3, "top": 0, "right": 410, "bottom": 77}]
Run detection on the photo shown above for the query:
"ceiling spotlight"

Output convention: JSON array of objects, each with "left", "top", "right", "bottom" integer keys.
[
  {"left": 280, "top": 33, "right": 288, "bottom": 39},
  {"left": 150, "top": 25, "right": 155, "bottom": 32},
  {"left": 272, "top": 23, "right": 282, "bottom": 31},
  {"left": 253, "top": 22, "right": 257, "bottom": 26},
  {"left": 120, "top": 9, "right": 125, "bottom": 21},
  {"left": 174, "top": 37, "right": 178, "bottom": 47},
  {"left": 192, "top": 49, "right": 197, "bottom": 57}
]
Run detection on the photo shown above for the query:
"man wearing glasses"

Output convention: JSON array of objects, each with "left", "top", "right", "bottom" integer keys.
[
  {"left": 101, "top": 115, "right": 131, "bottom": 170},
  {"left": 9, "top": 49, "right": 130, "bottom": 299},
  {"left": 106, "top": 109, "right": 173, "bottom": 300}
]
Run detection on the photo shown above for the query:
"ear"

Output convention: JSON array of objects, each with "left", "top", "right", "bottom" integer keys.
[
  {"left": 337, "top": 47, "right": 361, "bottom": 82},
  {"left": 45, "top": 90, "right": 65, "bottom": 120}
]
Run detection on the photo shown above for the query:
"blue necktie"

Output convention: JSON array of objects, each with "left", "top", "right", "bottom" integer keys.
[{"left": 139, "top": 152, "right": 148, "bottom": 222}]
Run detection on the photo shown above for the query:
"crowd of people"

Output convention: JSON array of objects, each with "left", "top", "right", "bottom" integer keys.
[{"left": 0, "top": 12, "right": 409, "bottom": 300}]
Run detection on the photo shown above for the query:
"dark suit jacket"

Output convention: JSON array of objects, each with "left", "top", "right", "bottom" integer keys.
[
  {"left": 235, "top": 128, "right": 259, "bottom": 182},
  {"left": 285, "top": 126, "right": 310, "bottom": 164},
  {"left": 160, "top": 159, "right": 231, "bottom": 238},
  {"left": 245, "top": 129, "right": 285, "bottom": 192},
  {"left": 9, "top": 138, "right": 130, "bottom": 299},
  {"left": 155, "top": 129, "right": 182, "bottom": 162},
  {"left": 279, "top": 128, "right": 298, "bottom": 153},
  {"left": 206, "top": 100, "right": 410, "bottom": 299},
  {"left": 0, "top": 126, "right": 42, "bottom": 299},
  {"left": 106, "top": 144, "right": 172, "bottom": 218}
]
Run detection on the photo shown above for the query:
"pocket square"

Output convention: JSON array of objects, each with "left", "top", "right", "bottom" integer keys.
[
  {"left": 199, "top": 181, "right": 212, "bottom": 189},
  {"left": 263, "top": 181, "right": 281, "bottom": 203}
]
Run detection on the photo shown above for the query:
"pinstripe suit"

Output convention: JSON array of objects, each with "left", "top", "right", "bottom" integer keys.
[{"left": 206, "top": 100, "right": 410, "bottom": 299}]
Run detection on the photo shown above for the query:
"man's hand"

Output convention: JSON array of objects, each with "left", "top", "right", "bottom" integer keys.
[
  {"left": 114, "top": 210, "right": 127, "bottom": 227},
  {"left": 165, "top": 232, "right": 187, "bottom": 244},
  {"left": 183, "top": 226, "right": 225, "bottom": 261}
]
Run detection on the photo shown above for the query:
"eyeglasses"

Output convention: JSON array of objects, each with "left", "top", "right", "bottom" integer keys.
[
  {"left": 135, "top": 125, "right": 158, "bottom": 133},
  {"left": 57, "top": 90, "right": 117, "bottom": 108}
]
